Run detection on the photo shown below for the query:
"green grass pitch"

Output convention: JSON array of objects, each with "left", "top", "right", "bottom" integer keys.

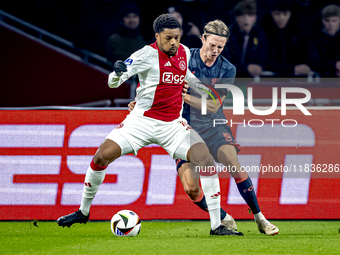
[{"left": 1, "top": 220, "right": 340, "bottom": 255}]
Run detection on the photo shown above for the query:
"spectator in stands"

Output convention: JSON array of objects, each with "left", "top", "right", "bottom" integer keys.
[
  {"left": 223, "top": 0, "right": 268, "bottom": 78},
  {"left": 168, "top": 7, "right": 202, "bottom": 48},
  {"left": 261, "top": 0, "right": 311, "bottom": 77},
  {"left": 106, "top": 4, "right": 147, "bottom": 64},
  {"left": 305, "top": 4, "right": 340, "bottom": 77},
  {"left": 292, "top": 0, "right": 335, "bottom": 40}
]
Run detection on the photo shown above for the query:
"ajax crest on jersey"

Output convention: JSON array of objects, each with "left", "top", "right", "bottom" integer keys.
[{"left": 111, "top": 210, "right": 141, "bottom": 237}]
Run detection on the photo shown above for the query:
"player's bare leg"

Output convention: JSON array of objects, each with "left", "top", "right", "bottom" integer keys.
[
  {"left": 186, "top": 142, "right": 243, "bottom": 236},
  {"left": 178, "top": 162, "right": 237, "bottom": 230},
  {"left": 178, "top": 162, "right": 200, "bottom": 200},
  {"left": 93, "top": 139, "right": 122, "bottom": 166},
  {"left": 57, "top": 139, "right": 122, "bottom": 227},
  {"left": 217, "top": 144, "right": 279, "bottom": 235},
  {"left": 186, "top": 142, "right": 219, "bottom": 230}
]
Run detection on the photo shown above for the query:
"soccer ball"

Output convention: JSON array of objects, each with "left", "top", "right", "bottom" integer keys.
[{"left": 110, "top": 210, "right": 141, "bottom": 237}]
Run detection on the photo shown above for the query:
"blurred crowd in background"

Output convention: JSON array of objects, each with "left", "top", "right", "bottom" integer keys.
[{"left": 1, "top": 0, "right": 340, "bottom": 78}]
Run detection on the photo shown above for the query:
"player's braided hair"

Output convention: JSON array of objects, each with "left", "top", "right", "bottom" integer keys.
[
  {"left": 203, "top": 20, "right": 230, "bottom": 42},
  {"left": 153, "top": 14, "right": 181, "bottom": 33}
]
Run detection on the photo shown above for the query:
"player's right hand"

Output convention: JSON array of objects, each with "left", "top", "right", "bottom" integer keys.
[
  {"left": 113, "top": 60, "right": 127, "bottom": 76},
  {"left": 128, "top": 101, "right": 136, "bottom": 112}
]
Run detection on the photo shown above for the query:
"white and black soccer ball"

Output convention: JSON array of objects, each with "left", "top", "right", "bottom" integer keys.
[{"left": 111, "top": 210, "right": 141, "bottom": 237}]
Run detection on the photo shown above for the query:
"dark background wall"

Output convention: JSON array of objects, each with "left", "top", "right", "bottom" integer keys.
[{"left": 0, "top": 26, "right": 129, "bottom": 107}]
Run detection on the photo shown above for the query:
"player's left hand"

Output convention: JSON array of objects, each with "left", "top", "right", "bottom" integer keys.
[
  {"left": 182, "top": 80, "right": 189, "bottom": 99},
  {"left": 113, "top": 60, "right": 127, "bottom": 76},
  {"left": 128, "top": 101, "right": 136, "bottom": 111}
]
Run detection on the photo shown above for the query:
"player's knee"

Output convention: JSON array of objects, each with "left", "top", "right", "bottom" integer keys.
[
  {"left": 224, "top": 158, "right": 236, "bottom": 169},
  {"left": 228, "top": 156, "right": 241, "bottom": 170},
  {"left": 93, "top": 152, "right": 110, "bottom": 167},
  {"left": 200, "top": 153, "right": 214, "bottom": 167},
  {"left": 93, "top": 141, "right": 121, "bottom": 166},
  {"left": 93, "top": 148, "right": 117, "bottom": 166},
  {"left": 193, "top": 149, "right": 214, "bottom": 167},
  {"left": 217, "top": 145, "right": 239, "bottom": 166}
]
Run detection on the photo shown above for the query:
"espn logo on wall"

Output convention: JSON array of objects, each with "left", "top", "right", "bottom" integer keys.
[{"left": 0, "top": 110, "right": 340, "bottom": 220}]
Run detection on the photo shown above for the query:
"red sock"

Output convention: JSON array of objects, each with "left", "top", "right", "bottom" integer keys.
[{"left": 90, "top": 159, "right": 107, "bottom": 171}]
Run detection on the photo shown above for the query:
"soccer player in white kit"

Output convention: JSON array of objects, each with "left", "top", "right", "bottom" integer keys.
[{"left": 57, "top": 14, "right": 243, "bottom": 236}]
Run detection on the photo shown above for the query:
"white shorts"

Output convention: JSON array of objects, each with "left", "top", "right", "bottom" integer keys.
[{"left": 106, "top": 113, "right": 204, "bottom": 160}]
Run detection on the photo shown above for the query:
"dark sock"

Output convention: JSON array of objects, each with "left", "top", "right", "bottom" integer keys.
[
  {"left": 236, "top": 177, "right": 260, "bottom": 214},
  {"left": 194, "top": 195, "right": 227, "bottom": 220}
]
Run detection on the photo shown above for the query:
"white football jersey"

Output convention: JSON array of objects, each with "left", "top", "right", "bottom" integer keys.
[{"left": 108, "top": 42, "right": 196, "bottom": 122}]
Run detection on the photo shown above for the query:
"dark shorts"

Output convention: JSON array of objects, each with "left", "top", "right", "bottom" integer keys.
[{"left": 175, "top": 124, "right": 240, "bottom": 171}]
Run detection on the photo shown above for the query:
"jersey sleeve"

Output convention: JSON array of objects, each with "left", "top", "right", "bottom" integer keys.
[
  {"left": 214, "top": 64, "right": 236, "bottom": 97},
  {"left": 108, "top": 46, "right": 154, "bottom": 88},
  {"left": 183, "top": 45, "right": 206, "bottom": 96},
  {"left": 186, "top": 70, "right": 210, "bottom": 96}
]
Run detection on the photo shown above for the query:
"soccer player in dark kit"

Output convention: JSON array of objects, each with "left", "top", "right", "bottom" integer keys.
[{"left": 181, "top": 20, "right": 278, "bottom": 235}]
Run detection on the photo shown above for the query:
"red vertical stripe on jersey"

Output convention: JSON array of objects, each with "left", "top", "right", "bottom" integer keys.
[{"left": 144, "top": 43, "right": 187, "bottom": 122}]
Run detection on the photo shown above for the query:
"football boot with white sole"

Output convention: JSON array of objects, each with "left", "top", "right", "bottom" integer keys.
[
  {"left": 221, "top": 214, "right": 237, "bottom": 231},
  {"left": 257, "top": 219, "right": 279, "bottom": 235}
]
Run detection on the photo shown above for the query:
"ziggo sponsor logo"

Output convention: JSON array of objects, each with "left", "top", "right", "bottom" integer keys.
[
  {"left": 162, "top": 72, "right": 185, "bottom": 84},
  {"left": 0, "top": 124, "right": 316, "bottom": 206}
]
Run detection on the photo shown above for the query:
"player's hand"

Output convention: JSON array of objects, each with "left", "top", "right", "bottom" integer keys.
[
  {"left": 113, "top": 60, "right": 127, "bottom": 76},
  {"left": 128, "top": 101, "right": 136, "bottom": 112},
  {"left": 182, "top": 80, "right": 189, "bottom": 99}
]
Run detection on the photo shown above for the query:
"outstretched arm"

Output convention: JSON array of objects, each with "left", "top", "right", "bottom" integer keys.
[
  {"left": 108, "top": 46, "right": 152, "bottom": 88},
  {"left": 184, "top": 93, "right": 226, "bottom": 113}
]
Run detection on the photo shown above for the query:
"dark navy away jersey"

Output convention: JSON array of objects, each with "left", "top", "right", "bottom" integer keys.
[{"left": 183, "top": 48, "right": 236, "bottom": 130}]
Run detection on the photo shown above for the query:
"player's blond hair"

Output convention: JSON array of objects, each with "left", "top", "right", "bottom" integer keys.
[{"left": 203, "top": 20, "right": 230, "bottom": 42}]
